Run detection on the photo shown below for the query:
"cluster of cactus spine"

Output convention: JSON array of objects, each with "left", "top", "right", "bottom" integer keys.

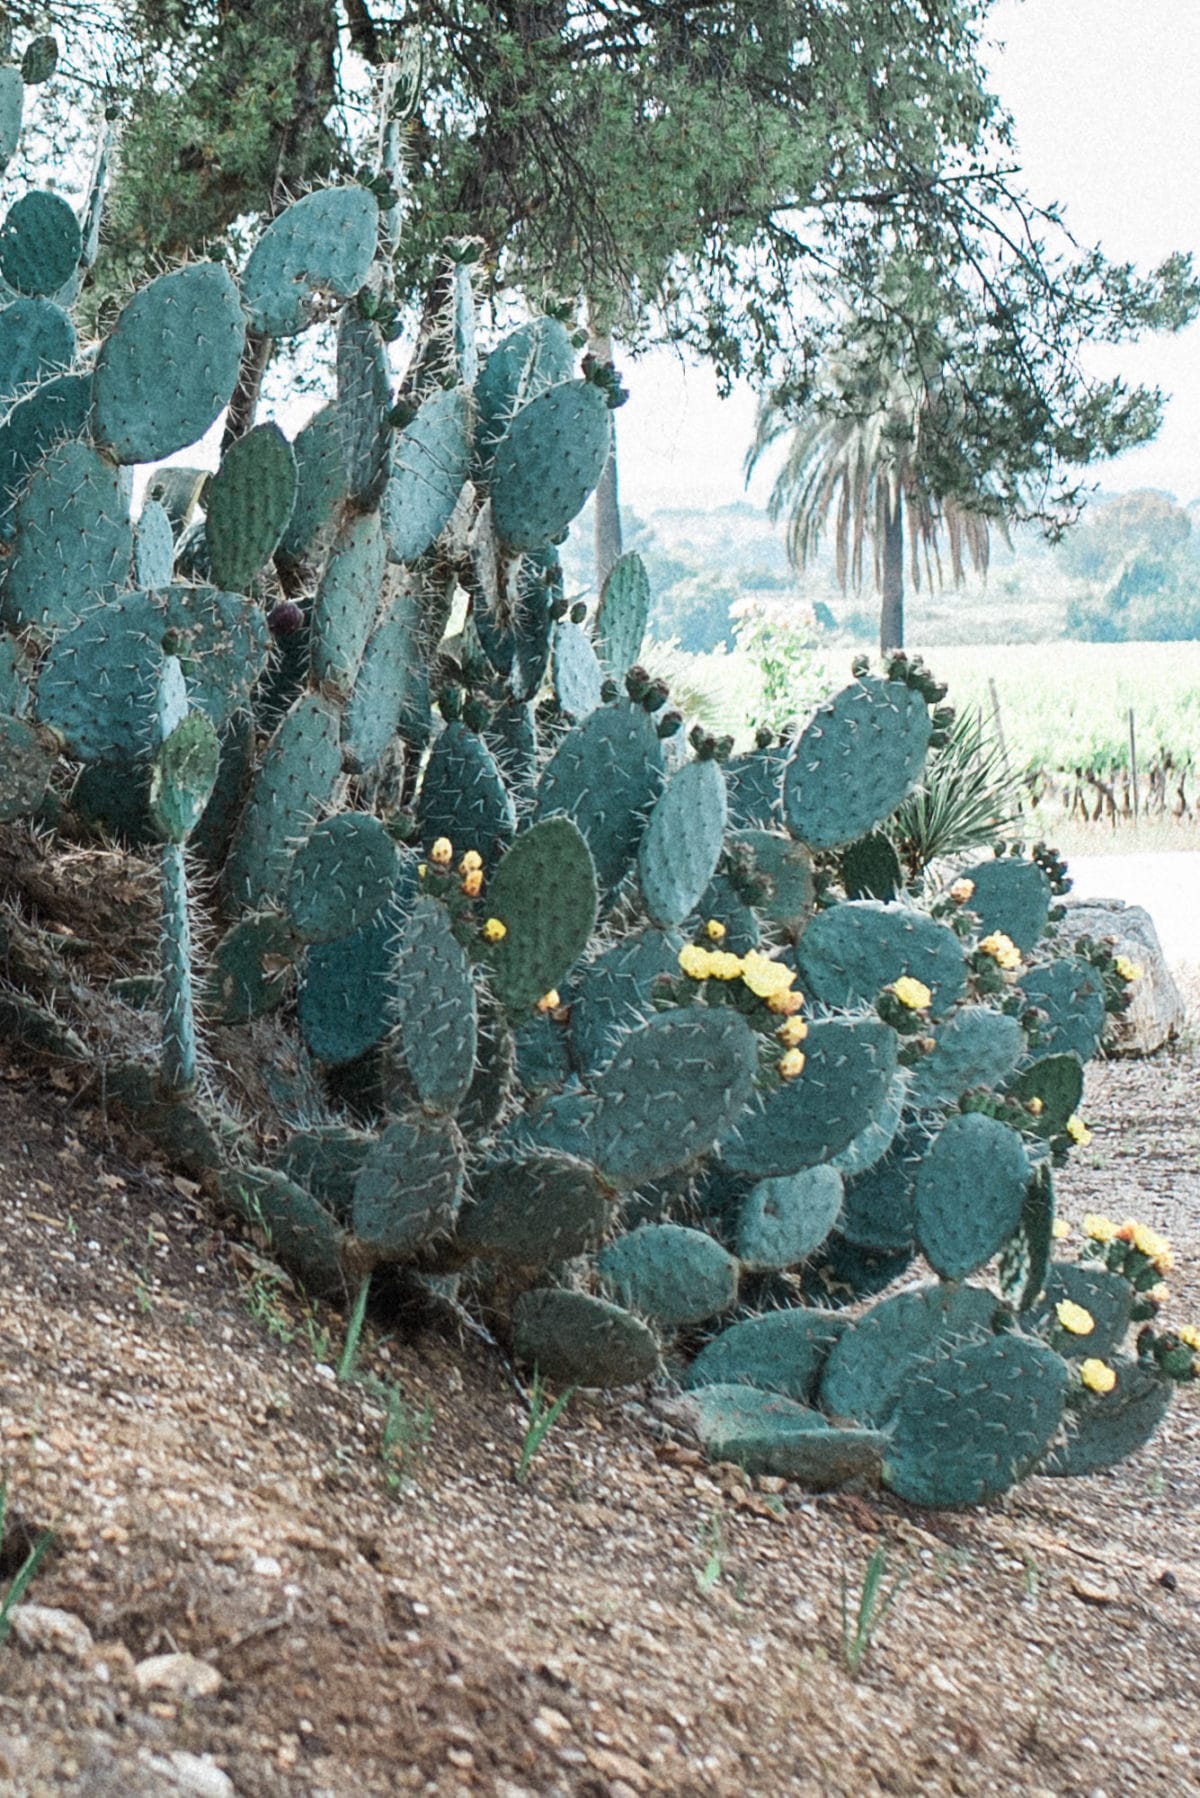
[{"left": 0, "top": 39, "right": 1191, "bottom": 1510}]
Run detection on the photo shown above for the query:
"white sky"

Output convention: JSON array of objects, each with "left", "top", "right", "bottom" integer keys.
[{"left": 616, "top": 0, "right": 1200, "bottom": 515}]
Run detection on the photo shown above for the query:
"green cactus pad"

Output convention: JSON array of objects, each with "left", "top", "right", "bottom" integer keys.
[
  {"left": 21, "top": 35, "right": 59, "bottom": 84},
  {"left": 0, "top": 370, "right": 90, "bottom": 508},
  {"left": 686, "top": 1307, "right": 848, "bottom": 1405},
  {"left": 536, "top": 700, "right": 665, "bottom": 891},
  {"left": 341, "top": 582, "right": 429, "bottom": 772},
  {"left": 997, "top": 1161, "right": 1056, "bottom": 1313},
  {"left": 35, "top": 589, "right": 161, "bottom": 761},
  {"left": 909, "top": 1005, "right": 1026, "bottom": 1109},
  {"left": 311, "top": 509, "right": 386, "bottom": 694},
  {"left": 146, "top": 465, "right": 207, "bottom": 536},
  {"left": 457, "top": 1152, "right": 612, "bottom": 1265},
  {"left": 735, "top": 1165, "right": 844, "bottom": 1270},
  {"left": 682, "top": 1384, "right": 886, "bottom": 1486},
  {"left": 164, "top": 583, "right": 270, "bottom": 728},
  {"left": 473, "top": 316, "right": 575, "bottom": 476},
  {"left": 149, "top": 711, "right": 220, "bottom": 843},
  {"left": 382, "top": 386, "right": 471, "bottom": 563},
  {"left": 204, "top": 910, "right": 298, "bottom": 1024},
  {"left": 720, "top": 1018, "right": 898, "bottom": 1179},
  {"left": 456, "top": 999, "right": 517, "bottom": 1134},
  {"left": 0, "top": 637, "right": 30, "bottom": 715},
  {"left": 286, "top": 812, "right": 400, "bottom": 945},
  {"left": 513, "top": 1010, "right": 572, "bottom": 1091},
  {"left": 552, "top": 618, "right": 605, "bottom": 720},
  {"left": 482, "top": 815, "right": 598, "bottom": 1015},
  {"left": 351, "top": 1112, "right": 465, "bottom": 1257},
  {"left": 513, "top": 1289, "right": 660, "bottom": 1387},
  {"left": 0, "top": 68, "right": 24, "bottom": 175},
  {"left": 222, "top": 694, "right": 343, "bottom": 913},
  {"left": 0, "top": 713, "right": 54, "bottom": 822},
  {"left": 594, "top": 552, "right": 651, "bottom": 676},
  {"left": 883, "top": 1334, "right": 1069, "bottom": 1507},
  {"left": 0, "top": 297, "right": 75, "bottom": 405},
  {"left": 695, "top": 871, "right": 760, "bottom": 955},
  {"left": 298, "top": 912, "right": 399, "bottom": 1066},
  {"left": 838, "top": 1129, "right": 923, "bottom": 1253},
  {"left": 1018, "top": 957, "right": 1107, "bottom": 1064},
  {"left": 92, "top": 262, "right": 245, "bottom": 463},
  {"left": 505, "top": 1089, "right": 598, "bottom": 1161},
  {"left": 509, "top": 547, "right": 561, "bottom": 700},
  {"left": 725, "top": 746, "right": 786, "bottom": 830},
  {"left": 490, "top": 379, "right": 611, "bottom": 551},
  {"left": 485, "top": 697, "right": 539, "bottom": 796},
  {"left": 598, "top": 1223, "right": 739, "bottom": 1328},
  {"left": 223, "top": 1164, "right": 347, "bottom": 1296},
  {"left": 205, "top": 422, "right": 298, "bottom": 592},
  {"left": 393, "top": 895, "right": 478, "bottom": 1112},
  {"left": 1006, "top": 1053, "right": 1084, "bottom": 1135},
  {"left": 418, "top": 721, "right": 516, "bottom": 870},
  {"left": 0, "top": 191, "right": 81, "bottom": 295},
  {"left": 280, "top": 405, "right": 346, "bottom": 563},
  {"left": 591, "top": 1007, "right": 759, "bottom": 1190},
  {"left": 241, "top": 186, "right": 379, "bottom": 337},
  {"left": 277, "top": 1125, "right": 375, "bottom": 1226},
  {"left": 335, "top": 305, "right": 391, "bottom": 508},
  {"left": 803, "top": 1234, "right": 917, "bottom": 1307},
  {"left": 638, "top": 757, "right": 727, "bottom": 929},
  {"left": 914, "top": 1112, "right": 1030, "bottom": 1281},
  {"left": 158, "top": 837, "right": 198, "bottom": 1093},
  {"left": 1029, "top": 1262, "right": 1134, "bottom": 1361},
  {"left": 783, "top": 676, "right": 931, "bottom": 850},
  {"left": 839, "top": 830, "right": 904, "bottom": 902},
  {"left": 830, "top": 1071, "right": 908, "bottom": 1178},
  {"left": 792, "top": 899, "right": 967, "bottom": 1016},
  {"left": 959, "top": 855, "right": 1052, "bottom": 954},
  {"left": 134, "top": 498, "right": 176, "bottom": 589},
  {"left": 3, "top": 439, "right": 132, "bottom": 631},
  {"left": 190, "top": 713, "right": 254, "bottom": 868},
  {"left": 818, "top": 1280, "right": 1002, "bottom": 1426},
  {"left": 569, "top": 926, "right": 679, "bottom": 1077},
  {"left": 1040, "top": 1357, "right": 1171, "bottom": 1477},
  {"left": 728, "top": 830, "right": 814, "bottom": 937}
]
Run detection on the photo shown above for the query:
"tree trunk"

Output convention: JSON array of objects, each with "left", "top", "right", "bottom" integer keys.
[
  {"left": 588, "top": 321, "right": 623, "bottom": 590},
  {"left": 879, "top": 487, "right": 904, "bottom": 655}
]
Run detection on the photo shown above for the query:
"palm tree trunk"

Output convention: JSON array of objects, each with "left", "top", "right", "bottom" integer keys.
[
  {"left": 879, "top": 488, "right": 904, "bottom": 654},
  {"left": 588, "top": 319, "right": 623, "bottom": 589}
]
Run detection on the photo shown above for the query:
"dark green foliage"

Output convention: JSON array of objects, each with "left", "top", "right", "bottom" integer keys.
[{"left": 839, "top": 832, "right": 903, "bottom": 902}]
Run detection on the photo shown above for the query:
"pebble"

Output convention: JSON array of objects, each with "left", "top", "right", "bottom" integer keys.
[
  {"left": 10, "top": 1604, "right": 94, "bottom": 1660},
  {"left": 134, "top": 1652, "right": 223, "bottom": 1699},
  {"left": 166, "top": 1751, "right": 237, "bottom": 1797}
]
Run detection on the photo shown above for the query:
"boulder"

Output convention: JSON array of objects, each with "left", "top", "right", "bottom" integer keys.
[{"left": 1055, "top": 898, "right": 1186, "bottom": 1057}]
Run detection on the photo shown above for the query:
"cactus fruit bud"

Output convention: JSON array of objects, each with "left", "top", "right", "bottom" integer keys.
[
  {"left": 642, "top": 677, "right": 669, "bottom": 713},
  {"left": 655, "top": 710, "right": 683, "bottom": 739},
  {"left": 569, "top": 600, "right": 587, "bottom": 625},
  {"left": 600, "top": 678, "right": 620, "bottom": 704},
  {"left": 624, "top": 664, "right": 651, "bottom": 701},
  {"left": 482, "top": 916, "right": 507, "bottom": 943},
  {"left": 268, "top": 600, "right": 305, "bottom": 638},
  {"left": 430, "top": 837, "right": 454, "bottom": 866}
]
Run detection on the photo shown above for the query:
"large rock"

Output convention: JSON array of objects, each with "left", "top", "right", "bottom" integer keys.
[{"left": 1056, "top": 898, "right": 1185, "bottom": 1056}]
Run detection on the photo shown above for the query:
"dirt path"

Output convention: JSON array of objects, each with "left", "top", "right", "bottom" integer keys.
[{"left": 0, "top": 1027, "right": 1198, "bottom": 1798}]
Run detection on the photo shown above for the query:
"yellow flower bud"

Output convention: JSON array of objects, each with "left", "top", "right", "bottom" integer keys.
[
  {"left": 417, "top": 863, "right": 428, "bottom": 879},
  {"left": 1079, "top": 1358, "right": 1116, "bottom": 1395},
  {"left": 1147, "top": 1283, "right": 1170, "bottom": 1306},
  {"left": 1178, "top": 1324, "right": 1200, "bottom": 1352},
  {"left": 1027, "top": 1096, "right": 1044, "bottom": 1116},
  {"left": 1051, "top": 1217, "right": 1070, "bottom": 1240},
  {"left": 704, "top": 918, "right": 727, "bottom": 942},
  {"left": 890, "top": 975, "right": 932, "bottom": 1011},
  {"left": 678, "top": 944, "right": 712, "bottom": 980},
  {"left": 430, "top": 836, "right": 454, "bottom": 866},
  {"left": 459, "top": 849, "right": 483, "bottom": 874},
  {"left": 1083, "top": 1213, "right": 1118, "bottom": 1242},
  {"left": 948, "top": 877, "right": 976, "bottom": 904},
  {"left": 740, "top": 950, "right": 794, "bottom": 999},
  {"left": 1055, "top": 1299, "right": 1095, "bottom": 1337},
  {"left": 460, "top": 869, "right": 483, "bottom": 897},
  {"left": 707, "top": 951, "right": 745, "bottom": 981},
  {"left": 482, "top": 917, "right": 507, "bottom": 944},
  {"left": 1065, "top": 1114, "right": 1092, "bottom": 1147},
  {"left": 777, "top": 1048, "right": 806, "bottom": 1081},
  {"left": 776, "top": 1016, "right": 809, "bottom": 1048},
  {"left": 536, "top": 989, "right": 561, "bottom": 1013},
  {"left": 767, "top": 989, "right": 804, "bottom": 1016},
  {"left": 1114, "top": 955, "right": 1142, "bottom": 982}
]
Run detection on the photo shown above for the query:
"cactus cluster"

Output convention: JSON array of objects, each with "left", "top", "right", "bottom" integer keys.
[{"left": 0, "top": 47, "right": 1191, "bottom": 1510}]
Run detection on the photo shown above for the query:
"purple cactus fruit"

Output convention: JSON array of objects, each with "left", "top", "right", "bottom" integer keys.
[{"left": 268, "top": 600, "right": 304, "bottom": 638}]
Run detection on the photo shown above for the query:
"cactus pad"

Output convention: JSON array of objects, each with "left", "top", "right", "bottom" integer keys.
[
  {"left": 686, "top": 1307, "right": 848, "bottom": 1405},
  {"left": 783, "top": 676, "right": 931, "bottom": 849},
  {"left": 286, "top": 812, "right": 400, "bottom": 945},
  {"left": 418, "top": 721, "right": 516, "bottom": 870},
  {"left": 458, "top": 1153, "right": 611, "bottom": 1265},
  {"left": 513, "top": 1289, "right": 660, "bottom": 1387},
  {"left": 594, "top": 552, "right": 650, "bottom": 676},
  {"left": 0, "top": 713, "right": 54, "bottom": 821},
  {"left": 568, "top": 926, "right": 679, "bottom": 1077},
  {"left": 681, "top": 1384, "right": 886, "bottom": 1486},
  {"left": 909, "top": 1005, "right": 1026, "bottom": 1109},
  {"left": 482, "top": 815, "right": 598, "bottom": 1016},
  {"left": 1018, "top": 957, "right": 1107, "bottom": 1063},
  {"left": 1029, "top": 1262, "right": 1134, "bottom": 1361},
  {"left": 792, "top": 899, "right": 967, "bottom": 1016},
  {"left": 222, "top": 694, "right": 343, "bottom": 912},
  {"left": 914, "top": 1111, "right": 1030, "bottom": 1281},
  {"left": 311, "top": 509, "right": 387, "bottom": 694},
  {"left": 473, "top": 315, "right": 575, "bottom": 475},
  {"left": 638, "top": 756, "right": 727, "bottom": 928},
  {"left": 241, "top": 187, "right": 379, "bottom": 337},
  {"left": 0, "top": 191, "right": 81, "bottom": 295},
  {"left": 818, "top": 1280, "right": 1001, "bottom": 1426},
  {"left": 393, "top": 895, "right": 478, "bottom": 1112},
  {"left": 205, "top": 423, "right": 298, "bottom": 592},
  {"left": 298, "top": 912, "right": 399, "bottom": 1066},
  {"left": 0, "top": 297, "right": 75, "bottom": 404},
  {"left": 382, "top": 386, "right": 471, "bottom": 564},
  {"left": 204, "top": 911, "right": 297, "bottom": 1024},
  {"left": 536, "top": 700, "right": 665, "bottom": 891},
  {"left": 490, "top": 379, "right": 611, "bottom": 551},
  {"left": 598, "top": 1223, "right": 739, "bottom": 1327},
  {"left": 720, "top": 1018, "right": 898, "bottom": 1178},
  {"left": 551, "top": 618, "right": 604, "bottom": 720},
  {"left": 960, "top": 855, "right": 1052, "bottom": 954},
  {"left": 351, "top": 1112, "right": 465, "bottom": 1258},
  {"left": 735, "top": 1164, "right": 844, "bottom": 1270},
  {"left": 1040, "top": 1357, "right": 1171, "bottom": 1477},
  {"left": 3, "top": 439, "right": 132, "bottom": 631}
]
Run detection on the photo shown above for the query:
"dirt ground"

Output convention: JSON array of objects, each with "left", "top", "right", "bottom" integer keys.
[{"left": 0, "top": 1005, "right": 1198, "bottom": 1796}]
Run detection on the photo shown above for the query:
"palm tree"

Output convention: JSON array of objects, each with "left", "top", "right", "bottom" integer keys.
[{"left": 746, "top": 361, "right": 996, "bottom": 654}]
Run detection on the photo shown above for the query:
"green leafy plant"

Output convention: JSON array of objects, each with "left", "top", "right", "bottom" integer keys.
[
  {"left": 839, "top": 1543, "right": 908, "bottom": 1676},
  {"left": 892, "top": 704, "right": 1021, "bottom": 879},
  {"left": 516, "top": 1368, "right": 576, "bottom": 1484},
  {"left": 694, "top": 1511, "right": 724, "bottom": 1595},
  {"left": 0, "top": 1478, "right": 55, "bottom": 1646},
  {"left": 337, "top": 1272, "right": 372, "bottom": 1382}
]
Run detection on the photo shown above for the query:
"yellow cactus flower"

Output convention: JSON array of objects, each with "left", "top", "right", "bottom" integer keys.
[
  {"left": 417, "top": 862, "right": 428, "bottom": 879},
  {"left": 536, "top": 989, "right": 561, "bottom": 1013},
  {"left": 1131, "top": 1222, "right": 1171, "bottom": 1262},
  {"left": 704, "top": 918, "right": 727, "bottom": 942},
  {"left": 890, "top": 975, "right": 932, "bottom": 1011},
  {"left": 1065, "top": 1115, "right": 1092, "bottom": 1147},
  {"left": 678, "top": 944, "right": 712, "bottom": 980},
  {"left": 776, "top": 1016, "right": 809, "bottom": 1048},
  {"left": 1178, "top": 1324, "right": 1200, "bottom": 1352},
  {"left": 460, "top": 869, "right": 483, "bottom": 897},
  {"left": 767, "top": 988, "right": 805, "bottom": 1016},
  {"left": 1147, "top": 1283, "right": 1170, "bottom": 1307},
  {"left": 430, "top": 836, "right": 454, "bottom": 866},
  {"left": 708, "top": 950, "right": 746, "bottom": 981},
  {"left": 1051, "top": 1217, "right": 1070, "bottom": 1240},
  {"left": 1055, "top": 1299, "right": 1095, "bottom": 1337},
  {"left": 977, "top": 931, "right": 1022, "bottom": 972},
  {"left": 1114, "top": 955, "right": 1142, "bottom": 982},
  {"left": 459, "top": 849, "right": 483, "bottom": 874},
  {"left": 1153, "top": 1248, "right": 1175, "bottom": 1276},
  {"left": 740, "top": 950, "right": 795, "bottom": 999},
  {"left": 948, "top": 877, "right": 976, "bottom": 904},
  {"left": 1079, "top": 1359, "right": 1117, "bottom": 1395},
  {"left": 778, "top": 1048, "right": 806, "bottom": 1081},
  {"left": 1083, "top": 1213, "right": 1118, "bottom": 1243},
  {"left": 1027, "top": 1096, "right": 1045, "bottom": 1116},
  {"left": 482, "top": 917, "right": 507, "bottom": 944}
]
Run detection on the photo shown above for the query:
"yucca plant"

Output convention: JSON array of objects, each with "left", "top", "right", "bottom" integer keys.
[{"left": 892, "top": 704, "right": 1021, "bottom": 880}]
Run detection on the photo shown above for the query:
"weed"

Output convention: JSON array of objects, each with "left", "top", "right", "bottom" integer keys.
[
  {"left": 1022, "top": 1649, "right": 1059, "bottom": 1750},
  {"left": 358, "top": 1377, "right": 433, "bottom": 1496},
  {"left": 516, "top": 1368, "right": 575, "bottom": 1484},
  {"left": 241, "top": 1268, "right": 295, "bottom": 1346},
  {"left": 695, "top": 1511, "right": 724, "bottom": 1595},
  {"left": 839, "top": 1543, "right": 908, "bottom": 1676},
  {"left": 337, "top": 1273, "right": 372, "bottom": 1383},
  {"left": 0, "top": 1479, "right": 55, "bottom": 1647}
]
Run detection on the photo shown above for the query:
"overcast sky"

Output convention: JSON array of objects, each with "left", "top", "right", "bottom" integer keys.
[{"left": 616, "top": 0, "right": 1200, "bottom": 515}]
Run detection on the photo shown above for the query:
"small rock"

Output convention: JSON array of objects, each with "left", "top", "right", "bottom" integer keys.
[
  {"left": 134, "top": 1652, "right": 223, "bottom": 1699},
  {"left": 1158, "top": 1569, "right": 1178, "bottom": 1591},
  {"left": 250, "top": 1554, "right": 282, "bottom": 1578},
  {"left": 10, "top": 1604, "right": 94, "bottom": 1660},
  {"left": 168, "top": 1751, "right": 237, "bottom": 1797}
]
